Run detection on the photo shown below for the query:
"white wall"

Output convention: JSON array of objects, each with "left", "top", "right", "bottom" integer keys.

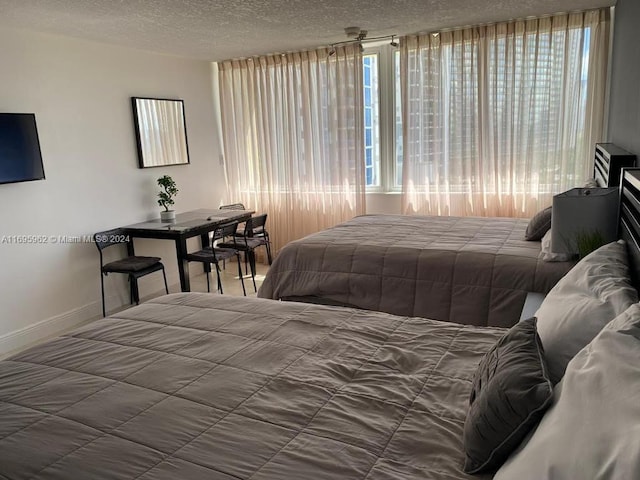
[
  {"left": 608, "top": 0, "right": 640, "bottom": 155},
  {"left": 0, "top": 28, "right": 226, "bottom": 354}
]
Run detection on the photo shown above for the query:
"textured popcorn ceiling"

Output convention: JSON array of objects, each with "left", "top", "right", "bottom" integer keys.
[{"left": 0, "top": 0, "right": 614, "bottom": 61}]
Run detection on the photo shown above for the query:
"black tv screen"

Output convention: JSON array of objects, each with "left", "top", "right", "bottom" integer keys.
[{"left": 0, "top": 113, "right": 45, "bottom": 185}]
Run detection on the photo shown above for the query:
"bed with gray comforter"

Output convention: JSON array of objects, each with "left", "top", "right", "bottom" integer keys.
[
  {"left": 259, "top": 214, "right": 575, "bottom": 327},
  {"left": 0, "top": 293, "right": 503, "bottom": 480}
]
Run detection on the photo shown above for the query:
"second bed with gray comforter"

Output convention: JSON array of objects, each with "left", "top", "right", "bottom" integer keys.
[{"left": 259, "top": 214, "right": 575, "bottom": 327}]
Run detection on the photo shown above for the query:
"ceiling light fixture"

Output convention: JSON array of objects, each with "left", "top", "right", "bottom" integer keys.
[
  {"left": 345, "top": 26, "right": 361, "bottom": 38},
  {"left": 390, "top": 35, "right": 399, "bottom": 48}
]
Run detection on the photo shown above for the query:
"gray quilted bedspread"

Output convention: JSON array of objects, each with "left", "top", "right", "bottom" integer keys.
[
  {"left": 0, "top": 293, "right": 504, "bottom": 480},
  {"left": 259, "top": 214, "right": 575, "bottom": 327}
]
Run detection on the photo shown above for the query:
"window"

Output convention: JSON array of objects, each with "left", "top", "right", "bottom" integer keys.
[
  {"left": 394, "top": 50, "right": 403, "bottom": 186},
  {"left": 401, "top": 9, "right": 609, "bottom": 218},
  {"left": 362, "top": 46, "right": 402, "bottom": 191},
  {"left": 363, "top": 54, "right": 380, "bottom": 187}
]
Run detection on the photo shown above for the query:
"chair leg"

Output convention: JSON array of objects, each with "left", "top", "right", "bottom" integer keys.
[
  {"left": 248, "top": 250, "right": 257, "bottom": 292},
  {"left": 100, "top": 272, "right": 106, "bottom": 317},
  {"left": 215, "top": 263, "right": 224, "bottom": 294},
  {"left": 205, "top": 269, "right": 211, "bottom": 293},
  {"left": 128, "top": 276, "right": 134, "bottom": 305},
  {"left": 129, "top": 274, "right": 141, "bottom": 305},
  {"left": 236, "top": 253, "right": 247, "bottom": 296},
  {"left": 264, "top": 233, "right": 273, "bottom": 265},
  {"left": 161, "top": 268, "right": 169, "bottom": 294}
]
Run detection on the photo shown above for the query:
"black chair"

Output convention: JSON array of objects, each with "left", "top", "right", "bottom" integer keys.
[
  {"left": 219, "top": 203, "right": 273, "bottom": 269},
  {"left": 215, "top": 203, "right": 247, "bottom": 270},
  {"left": 218, "top": 214, "right": 272, "bottom": 292},
  {"left": 249, "top": 213, "right": 273, "bottom": 265},
  {"left": 215, "top": 203, "right": 246, "bottom": 240},
  {"left": 216, "top": 203, "right": 272, "bottom": 273},
  {"left": 185, "top": 222, "right": 247, "bottom": 295},
  {"left": 94, "top": 228, "right": 168, "bottom": 317}
]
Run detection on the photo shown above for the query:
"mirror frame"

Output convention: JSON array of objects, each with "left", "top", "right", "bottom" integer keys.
[{"left": 131, "top": 97, "right": 191, "bottom": 168}]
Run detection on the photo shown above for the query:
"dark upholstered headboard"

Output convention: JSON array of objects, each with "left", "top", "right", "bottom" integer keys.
[
  {"left": 595, "top": 143, "right": 636, "bottom": 187},
  {"left": 619, "top": 168, "right": 640, "bottom": 287}
]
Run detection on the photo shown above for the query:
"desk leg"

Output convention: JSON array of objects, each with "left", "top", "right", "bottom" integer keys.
[
  {"left": 200, "top": 233, "right": 211, "bottom": 274},
  {"left": 176, "top": 238, "right": 190, "bottom": 292}
]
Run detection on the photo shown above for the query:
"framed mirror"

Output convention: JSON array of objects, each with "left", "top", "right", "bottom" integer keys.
[{"left": 131, "top": 97, "right": 190, "bottom": 168}]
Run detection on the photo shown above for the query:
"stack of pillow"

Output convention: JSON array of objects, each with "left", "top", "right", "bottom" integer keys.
[{"left": 462, "top": 240, "right": 640, "bottom": 478}]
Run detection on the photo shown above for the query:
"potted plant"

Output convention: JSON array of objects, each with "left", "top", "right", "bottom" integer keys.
[
  {"left": 574, "top": 230, "right": 606, "bottom": 259},
  {"left": 157, "top": 175, "right": 178, "bottom": 221}
]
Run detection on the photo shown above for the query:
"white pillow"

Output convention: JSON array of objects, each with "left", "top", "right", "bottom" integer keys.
[
  {"left": 540, "top": 229, "right": 574, "bottom": 262},
  {"left": 494, "top": 303, "right": 640, "bottom": 480},
  {"left": 535, "top": 240, "right": 637, "bottom": 383}
]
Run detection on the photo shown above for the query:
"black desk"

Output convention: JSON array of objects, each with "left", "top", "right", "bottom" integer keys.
[{"left": 123, "top": 209, "right": 254, "bottom": 292}]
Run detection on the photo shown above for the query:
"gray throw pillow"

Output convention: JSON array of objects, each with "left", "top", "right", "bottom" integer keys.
[
  {"left": 525, "top": 206, "right": 552, "bottom": 240},
  {"left": 462, "top": 317, "right": 553, "bottom": 474}
]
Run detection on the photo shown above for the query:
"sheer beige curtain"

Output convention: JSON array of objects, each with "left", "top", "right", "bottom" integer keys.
[
  {"left": 400, "top": 9, "right": 610, "bottom": 217},
  {"left": 218, "top": 45, "right": 365, "bottom": 255}
]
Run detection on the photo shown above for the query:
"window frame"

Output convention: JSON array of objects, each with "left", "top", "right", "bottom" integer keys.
[
  {"left": 362, "top": 52, "right": 381, "bottom": 189},
  {"left": 362, "top": 44, "right": 402, "bottom": 193}
]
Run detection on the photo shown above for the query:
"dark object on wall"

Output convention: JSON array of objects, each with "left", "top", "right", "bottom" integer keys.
[
  {"left": 594, "top": 143, "right": 636, "bottom": 187},
  {"left": 131, "top": 97, "right": 190, "bottom": 168},
  {"left": 0, "top": 113, "right": 45, "bottom": 185}
]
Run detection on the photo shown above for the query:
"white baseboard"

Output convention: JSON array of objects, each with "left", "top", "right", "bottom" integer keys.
[
  {"left": 0, "top": 300, "right": 101, "bottom": 358},
  {"left": 0, "top": 275, "right": 180, "bottom": 359},
  {"left": 0, "top": 270, "right": 184, "bottom": 358}
]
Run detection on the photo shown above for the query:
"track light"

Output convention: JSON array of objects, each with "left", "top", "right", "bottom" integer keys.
[{"left": 328, "top": 28, "right": 399, "bottom": 53}]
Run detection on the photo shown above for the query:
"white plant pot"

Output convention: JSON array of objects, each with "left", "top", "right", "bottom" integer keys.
[{"left": 160, "top": 210, "right": 176, "bottom": 222}]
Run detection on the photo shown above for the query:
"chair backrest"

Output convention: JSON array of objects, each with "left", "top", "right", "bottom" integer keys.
[
  {"left": 219, "top": 203, "right": 246, "bottom": 210},
  {"left": 214, "top": 221, "right": 241, "bottom": 242},
  {"left": 94, "top": 228, "right": 129, "bottom": 252},
  {"left": 94, "top": 228, "right": 130, "bottom": 269},
  {"left": 245, "top": 213, "right": 267, "bottom": 236}
]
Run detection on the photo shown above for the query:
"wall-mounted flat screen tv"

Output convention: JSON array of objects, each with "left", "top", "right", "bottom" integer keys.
[{"left": 0, "top": 113, "right": 45, "bottom": 185}]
